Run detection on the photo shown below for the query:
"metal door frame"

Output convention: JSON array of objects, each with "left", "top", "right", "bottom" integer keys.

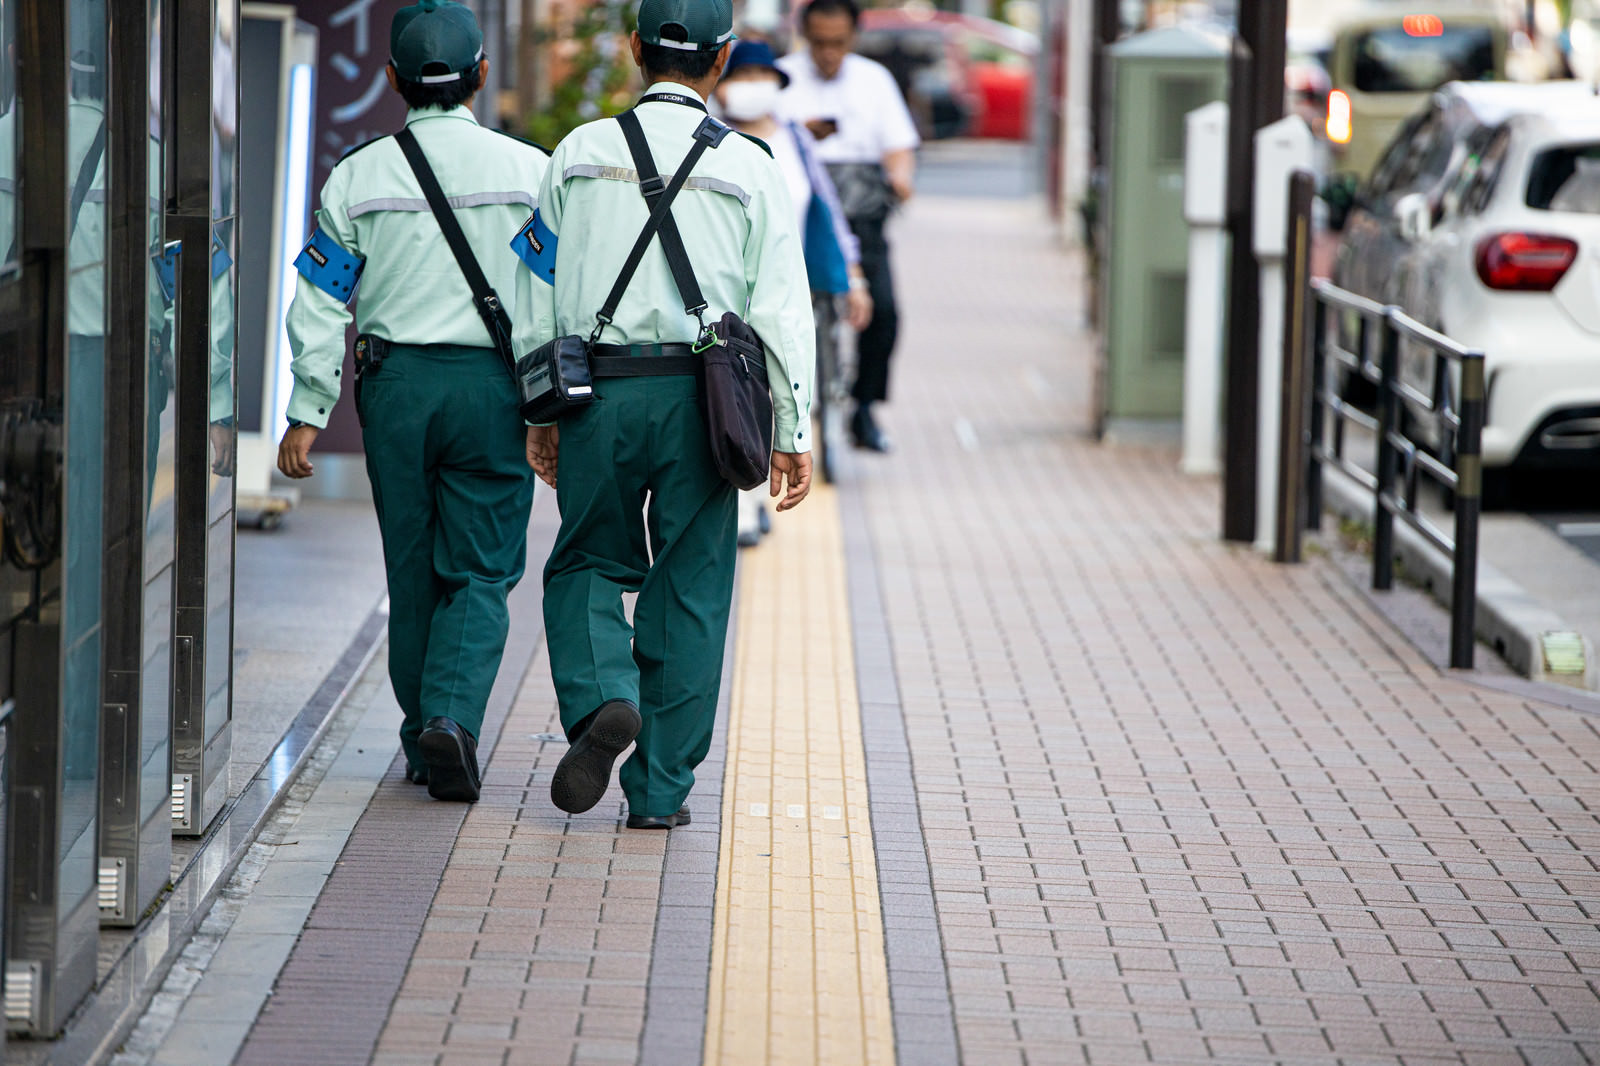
[
  {"left": 96, "top": 0, "right": 172, "bottom": 927},
  {"left": 168, "top": 0, "right": 237, "bottom": 839}
]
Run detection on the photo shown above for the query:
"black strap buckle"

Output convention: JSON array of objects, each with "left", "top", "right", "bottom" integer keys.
[{"left": 639, "top": 174, "right": 666, "bottom": 200}]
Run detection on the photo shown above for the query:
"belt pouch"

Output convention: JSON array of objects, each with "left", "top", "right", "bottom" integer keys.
[
  {"left": 353, "top": 334, "right": 390, "bottom": 428},
  {"left": 515, "top": 334, "right": 594, "bottom": 423}
]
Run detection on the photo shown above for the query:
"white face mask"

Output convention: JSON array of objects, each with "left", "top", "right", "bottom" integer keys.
[{"left": 721, "top": 79, "right": 781, "bottom": 122}]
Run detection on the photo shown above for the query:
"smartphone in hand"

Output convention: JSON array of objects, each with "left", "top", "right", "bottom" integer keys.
[{"left": 807, "top": 117, "right": 840, "bottom": 140}]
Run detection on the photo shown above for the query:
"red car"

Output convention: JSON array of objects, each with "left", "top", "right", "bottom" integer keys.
[{"left": 856, "top": 7, "right": 1038, "bottom": 141}]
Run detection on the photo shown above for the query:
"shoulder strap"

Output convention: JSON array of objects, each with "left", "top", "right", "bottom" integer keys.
[
  {"left": 596, "top": 109, "right": 725, "bottom": 342},
  {"left": 393, "top": 126, "right": 517, "bottom": 372},
  {"left": 69, "top": 122, "right": 106, "bottom": 238}
]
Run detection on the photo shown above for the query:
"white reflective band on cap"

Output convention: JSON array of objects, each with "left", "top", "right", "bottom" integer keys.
[
  {"left": 70, "top": 59, "right": 98, "bottom": 73},
  {"left": 399, "top": 47, "right": 484, "bottom": 84},
  {"left": 652, "top": 28, "right": 733, "bottom": 51}
]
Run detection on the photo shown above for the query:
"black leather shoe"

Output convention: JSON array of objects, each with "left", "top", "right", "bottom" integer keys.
[
  {"left": 850, "top": 405, "right": 892, "bottom": 453},
  {"left": 406, "top": 766, "right": 430, "bottom": 786},
  {"left": 418, "top": 717, "right": 480, "bottom": 803},
  {"left": 626, "top": 806, "right": 690, "bottom": 830},
  {"left": 550, "top": 699, "right": 641, "bottom": 814}
]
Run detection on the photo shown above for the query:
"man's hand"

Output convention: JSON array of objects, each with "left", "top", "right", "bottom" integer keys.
[
  {"left": 805, "top": 117, "right": 839, "bottom": 141},
  {"left": 769, "top": 451, "right": 813, "bottom": 512},
  {"left": 527, "top": 424, "right": 559, "bottom": 488},
  {"left": 884, "top": 148, "right": 915, "bottom": 204},
  {"left": 845, "top": 286, "right": 874, "bottom": 331},
  {"left": 209, "top": 422, "right": 236, "bottom": 477},
  {"left": 277, "top": 424, "right": 319, "bottom": 479}
]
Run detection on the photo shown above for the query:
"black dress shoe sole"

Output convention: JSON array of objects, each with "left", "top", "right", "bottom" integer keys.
[
  {"left": 626, "top": 806, "right": 691, "bottom": 830},
  {"left": 551, "top": 700, "right": 642, "bottom": 814},
  {"left": 419, "top": 725, "right": 480, "bottom": 803}
]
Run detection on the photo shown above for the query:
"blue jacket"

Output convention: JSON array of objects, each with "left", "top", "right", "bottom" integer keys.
[{"left": 790, "top": 122, "right": 859, "bottom": 295}]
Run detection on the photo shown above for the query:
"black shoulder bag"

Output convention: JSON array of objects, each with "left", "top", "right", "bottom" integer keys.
[
  {"left": 615, "top": 110, "right": 774, "bottom": 491},
  {"left": 393, "top": 127, "right": 518, "bottom": 376}
]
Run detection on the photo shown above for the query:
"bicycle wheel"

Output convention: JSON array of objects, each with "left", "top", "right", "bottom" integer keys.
[{"left": 813, "top": 293, "right": 841, "bottom": 484}]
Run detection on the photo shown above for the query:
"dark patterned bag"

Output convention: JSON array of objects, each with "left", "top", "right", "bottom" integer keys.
[
  {"left": 824, "top": 161, "right": 896, "bottom": 222},
  {"left": 697, "top": 312, "right": 773, "bottom": 491}
]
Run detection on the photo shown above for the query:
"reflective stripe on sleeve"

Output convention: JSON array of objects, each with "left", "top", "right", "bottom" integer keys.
[
  {"left": 345, "top": 189, "right": 537, "bottom": 219},
  {"left": 562, "top": 164, "right": 751, "bottom": 207}
]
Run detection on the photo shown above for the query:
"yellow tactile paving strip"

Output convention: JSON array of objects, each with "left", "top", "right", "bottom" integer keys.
[{"left": 703, "top": 484, "right": 896, "bottom": 1066}]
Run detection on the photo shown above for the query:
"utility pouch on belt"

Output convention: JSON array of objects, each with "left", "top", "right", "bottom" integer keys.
[
  {"left": 511, "top": 108, "right": 730, "bottom": 424},
  {"left": 353, "top": 334, "right": 390, "bottom": 428},
  {"left": 354, "top": 333, "right": 389, "bottom": 374},
  {"left": 516, "top": 335, "right": 594, "bottom": 424}
]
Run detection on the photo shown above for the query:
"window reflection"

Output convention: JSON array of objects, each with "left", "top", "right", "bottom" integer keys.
[
  {"left": 0, "top": 0, "right": 16, "bottom": 277},
  {"left": 62, "top": 0, "right": 108, "bottom": 934}
]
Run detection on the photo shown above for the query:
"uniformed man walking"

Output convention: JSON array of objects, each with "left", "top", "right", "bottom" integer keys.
[
  {"left": 280, "top": 0, "right": 548, "bottom": 803},
  {"left": 517, "top": 0, "right": 815, "bottom": 829}
]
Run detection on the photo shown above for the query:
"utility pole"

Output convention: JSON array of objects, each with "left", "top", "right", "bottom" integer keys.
[
  {"left": 1220, "top": 0, "right": 1287, "bottom": 543},
  {"left": 1089, "top": 0, "right": 1119, "bottom": 170}
]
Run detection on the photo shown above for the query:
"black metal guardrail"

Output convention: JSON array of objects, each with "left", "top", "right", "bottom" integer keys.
[
  {"left": 1290, "top": 265, "right": 1487, "bottom": 669},
  {"left": 1273, "top": 170, "right": 1486, "bottom": 668}
]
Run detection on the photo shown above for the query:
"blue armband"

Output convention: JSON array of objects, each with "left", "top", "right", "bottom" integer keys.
[
  {"left": 211, "top": 231, "right": 232, "bottom": 280},
  {"left": 510, "top": 209, "right": 558, "bottom": 285},
  {"left": 293, "top": 227, "right": 364, "bottom": 303},
  {"left": 154, "top": 240, "right": 180, "bottom": 303}
]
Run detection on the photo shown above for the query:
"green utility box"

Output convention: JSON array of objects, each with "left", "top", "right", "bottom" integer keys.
[{"left": 1100, "top": 26, "right": 1229, "bottom": 435}]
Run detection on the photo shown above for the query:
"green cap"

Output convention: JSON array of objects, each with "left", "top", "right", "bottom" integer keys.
[
  {"left": 637, "top": 0, "right": 736, "bottom": 53},
  {"left": 390, "top": 0, "right": 483, "bottom": 83}
]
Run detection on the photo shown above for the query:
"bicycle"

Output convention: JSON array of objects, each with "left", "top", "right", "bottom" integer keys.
[{"left": 810, "top": 291, "right": 855, "bottom": 485}]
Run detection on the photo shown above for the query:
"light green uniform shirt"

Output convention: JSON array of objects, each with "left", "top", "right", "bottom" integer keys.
[
  {"left": 516, "top": 85, "right": 815, "bottom": 453},
  {"left": 285, "top": 106, "right": 550, "bottom": 428}
]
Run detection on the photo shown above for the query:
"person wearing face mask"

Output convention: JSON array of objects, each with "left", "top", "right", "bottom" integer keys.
[
  {"left": 777, "top": 0, "right": 917, "bottom": 454},
  {"left": 716, "top": 39, "right": 870, "bottom": 545}
]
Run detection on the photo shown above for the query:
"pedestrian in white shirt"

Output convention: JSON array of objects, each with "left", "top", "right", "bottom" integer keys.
[
  {"left": 716, "top": 39, "right": 872, "bottom": 545},
  {"left": 777, "top": 0, "right": 918, "bottom": 454}
]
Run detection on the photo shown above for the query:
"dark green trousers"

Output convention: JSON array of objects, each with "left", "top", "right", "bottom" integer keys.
[
  {"left": 360, "top": 343, "right": 535, "bottom": 771},
  {"left": 544, "top": 375, "right": 737, "bottom": 819}
]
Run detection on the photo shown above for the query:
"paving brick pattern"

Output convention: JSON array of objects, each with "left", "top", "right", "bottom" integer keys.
[
  {"left": 858, "top": 196, "right": 1600, "bottom": 1065},
  {"left": 236, "top": 508, "right": 557, "bottom": 1066},
  {"left": 368, "top": 630, "right": 720, "bottom": 1062}
]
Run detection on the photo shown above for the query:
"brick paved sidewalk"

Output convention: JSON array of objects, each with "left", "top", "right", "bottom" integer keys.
[
  {"left": 138, "top": 182, "right": 1600, "bottom": 1066},
  {"left": 858, "top": 194, "right": 1600, "bottom": 1065}
]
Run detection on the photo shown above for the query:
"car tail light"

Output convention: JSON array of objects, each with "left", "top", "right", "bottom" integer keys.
[
  {"left": 1403, "top": 15, "right": 1444, "bottom": 37},
  {"left": 1327, "top": 90, "right": 1352, "bottom": 144},
  {"left": 1475, "top": 233, "right": 1579, "bottom": 291}
]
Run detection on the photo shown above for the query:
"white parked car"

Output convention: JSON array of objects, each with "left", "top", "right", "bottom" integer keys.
[{"left": 1349, "top": 82, "right": 1600, "bottom": 499}]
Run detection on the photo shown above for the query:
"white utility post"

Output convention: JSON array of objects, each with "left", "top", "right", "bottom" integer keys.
[
  {"left": 1180, "top": 101, "right": 1228, "bottom": 476},
  {"left": 1062, "top": 0, "right": 1093, "bottom": 221},
  {"left": 1252, "top": 115, "right": 1315, "bottom": 550}
]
